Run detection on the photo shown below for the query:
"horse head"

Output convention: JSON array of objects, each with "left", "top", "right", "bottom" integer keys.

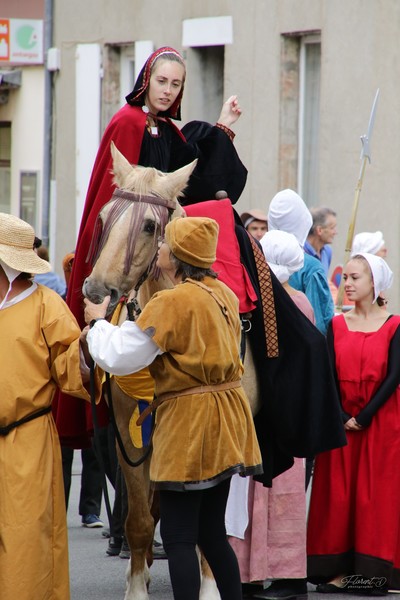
[{"left": 82, "top": 142, "right": 195, "bottom": 316}]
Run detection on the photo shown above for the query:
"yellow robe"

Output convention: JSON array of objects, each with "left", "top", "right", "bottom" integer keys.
[
  {"left": 136, "top": 276, "right": 262, "bottom": 490},
  {"left": 0, "top": 285, "right": 99, "bottom": 600}
]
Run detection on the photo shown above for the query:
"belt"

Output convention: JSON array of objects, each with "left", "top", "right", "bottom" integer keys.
[
  {"left": 0, "top": 405, "right": 52, "bottom": 436},
  {"left": 136, "top": 380, "right": 242, "bottom": 426}
]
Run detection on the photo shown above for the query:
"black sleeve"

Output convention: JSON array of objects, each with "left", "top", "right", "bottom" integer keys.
[
  {"left": 172, "top": 121, "right": 247, "bottom": 205},
  {"left": 327, "top": 320, "right": 352, "bottom": 424},
  {"left": 356, "top": 325, "right": 400, "bottom": 427}
]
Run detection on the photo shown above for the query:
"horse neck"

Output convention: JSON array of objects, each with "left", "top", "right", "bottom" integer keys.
[{"left": 137, "top": 272, "right": 173, "bottom": 308}]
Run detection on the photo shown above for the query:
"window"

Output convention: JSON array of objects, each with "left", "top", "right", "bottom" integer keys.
[
  {"left": 298, "top": 36, "right": 321, "bottom": 206},
  {"left": 0, "top": 122, "right": 11, "bottom": 213},
  {"left": 279, "top": 32, "right": 321, "bottom": 206},
  {"left": 20, "top": 171, "right": 38, "bottom": 227},
  {"left": 184, "top": 46, "right": 224, "bottom": 123}
]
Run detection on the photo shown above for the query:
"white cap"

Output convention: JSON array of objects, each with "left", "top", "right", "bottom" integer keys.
[
  {"left": 355, "top": 252, "right": 393, "bottom": 303},
  {"left": 267, "top": 189, "right": 312, "bottom": 247},
  {"left": 260, "top": 230, "right": 304, "bottom": 283},
  {"left": 352, "top": 231, "right": 385, "bottom": 256}
]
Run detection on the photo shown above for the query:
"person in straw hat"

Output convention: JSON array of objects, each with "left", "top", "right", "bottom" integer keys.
[
  {"left": 0, "top": 212, "right": 101, "bottom": 600},
  {"left": 83, "top": 216, "right": 263, "bottom": 600}
]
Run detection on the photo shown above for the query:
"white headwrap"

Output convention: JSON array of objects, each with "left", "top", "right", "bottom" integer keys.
[
  {"left": 267, "top": 189, "right": 312, "bottom": 247},
  {"left": 260, "top": 230, "right": 304, "bottom": 283},
  {"left": 351, "top": 231, "right": 385, "bottom": 256},
  {"left": 353, "top": 252, "right": 393, "bottom": 303},
  {"left": 0, "top": 259, "right": 22, "bottom": 310}
]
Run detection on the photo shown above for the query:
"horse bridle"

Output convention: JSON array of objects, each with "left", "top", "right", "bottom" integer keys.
[
  {"left": 91, "top": 187, "right": 177, "bottom": 453},
  {"left": 113, "top": 188, "right": 177, "bottom": 315}
]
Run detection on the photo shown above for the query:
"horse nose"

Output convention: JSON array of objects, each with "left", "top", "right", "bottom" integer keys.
[{"left": 109, "top": 288, "right": 120, "bottom": 305}]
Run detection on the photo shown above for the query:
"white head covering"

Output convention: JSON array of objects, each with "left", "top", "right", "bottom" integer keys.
[
  {"left": 260, "top": 230, "right": 304, "bottom": 283},
  {"left": 267, "top": 189, "right": 312, "bottom": 247},
  {"left": 0, "top": 259, "right": 21, "bottom": 309},
  {"left": 351, "top": 231, "right": 385, "bottom": 256},
  {"left": 353, "top": 252, "right": 393, "bottom": 303}
]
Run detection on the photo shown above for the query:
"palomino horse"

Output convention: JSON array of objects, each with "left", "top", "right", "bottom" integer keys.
[{"left": 83, "top": 142, "right": 259, "bottom": 600}]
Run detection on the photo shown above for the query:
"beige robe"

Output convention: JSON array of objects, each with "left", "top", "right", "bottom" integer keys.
[
  {"left": 0, "top": 285, "right": 99, "bottom": 600},
  {"left": 137, "top": 276, "right": 262, "bottom": 490}
]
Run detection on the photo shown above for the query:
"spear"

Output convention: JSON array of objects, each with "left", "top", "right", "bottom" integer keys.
[{"left": 336, "top": 88, "right": 380, "bottom": 312}]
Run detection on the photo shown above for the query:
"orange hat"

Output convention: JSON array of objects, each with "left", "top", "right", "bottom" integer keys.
[{"left": 165, "top": 217, "right": 218, "bottom": 268}]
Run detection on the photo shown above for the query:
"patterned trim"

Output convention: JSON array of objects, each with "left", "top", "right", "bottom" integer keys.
[
  {"left": 215, "top": 122, "right": 235, "bottom": 142},
  {"left": 248, "top": 234, "right": 279, "bottom": 358}
]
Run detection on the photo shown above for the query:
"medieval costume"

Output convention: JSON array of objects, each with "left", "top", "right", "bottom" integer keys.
[
  {"left": 56, "top": 46, "right": 247, "bottom": 448},
  {"left": 0, "top": 213, "right": 99, "bottom": 600},
  {"left": 85, "top": 217, "right": 262, "bottom": 600},
  {"left": 227, "top": 231, "right": 314, "bottom": 598},
  {"left": 308, "top": 254, "right": 400, "bottom": 592}
]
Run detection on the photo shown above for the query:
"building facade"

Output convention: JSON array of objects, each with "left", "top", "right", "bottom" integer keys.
[{"left": 1, "top": 0, "right": 399, "bottom": 308}]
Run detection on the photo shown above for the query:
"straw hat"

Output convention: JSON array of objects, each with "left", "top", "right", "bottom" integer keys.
[
  {"left": 0, "top": 213, "right": 51, "bottom": 274},
  {"left": 165, "top": 217, "right": 218, "bottom": 268}
]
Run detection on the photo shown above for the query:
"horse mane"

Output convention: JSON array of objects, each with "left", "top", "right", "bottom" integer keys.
[{"left": 115, "top": 166, "right": 164, "bottom": 197}]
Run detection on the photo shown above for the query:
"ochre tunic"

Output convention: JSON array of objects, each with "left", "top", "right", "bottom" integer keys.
[
  {"left": 0, "top": 285, "right": 97, "bottom": 600},
  {"left": 136, "top": 276, "right": 262, "bottom": 490}
]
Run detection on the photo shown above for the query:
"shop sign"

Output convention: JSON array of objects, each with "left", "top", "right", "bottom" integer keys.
[{"left": 0, "top": 18, "right": 43, "bottom": 64}]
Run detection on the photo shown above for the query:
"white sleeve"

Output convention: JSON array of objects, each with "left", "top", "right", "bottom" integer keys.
[{"left": 87, "top": 319, "right": 163, "bottom": 376}]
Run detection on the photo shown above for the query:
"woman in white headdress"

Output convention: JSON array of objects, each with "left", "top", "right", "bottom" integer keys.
[
  {"left": 267, "top": 189, "right": 334, "bottom": 334},
  {"left": 308, "top": 253, "right": 400, "bottom": 594},
  {"left": 228, "top": 230, "right": 315, "bottom": 600},
  {"left": 351, "top": 231, "right": 388, "bottom": 305},
  {"left": 260, "top": 230, "right": 315, "bottom": 324},
  {"left": 332, "top": 231, "right": 388, "bottom": 308}
]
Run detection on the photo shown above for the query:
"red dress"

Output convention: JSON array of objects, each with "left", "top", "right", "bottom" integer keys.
[{"left": 307, "top": 314, "right": 400, "bottom": 589}]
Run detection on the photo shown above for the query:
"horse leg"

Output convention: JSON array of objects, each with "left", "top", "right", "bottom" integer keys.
[
  {"left": 118, "top": 447, "right": 154, "bottom": 600},
  {"left": 108, "top": 381, "right": 154, "bottom": 600},
  {"left": 200, "top": 553, "right": 221, "bottom": 600}
]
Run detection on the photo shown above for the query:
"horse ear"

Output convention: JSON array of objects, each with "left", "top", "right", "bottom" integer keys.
[
  {"left": 110, "top": 141, "right": 134, "bottom": 187},
  {"left": 164, "top": 159, "right": 198, "bottom": 199}
]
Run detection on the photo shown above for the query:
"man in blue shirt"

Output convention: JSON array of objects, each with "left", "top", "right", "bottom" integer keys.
[{"left": 304, "top": 207, "right": 337, "bottom": 276}]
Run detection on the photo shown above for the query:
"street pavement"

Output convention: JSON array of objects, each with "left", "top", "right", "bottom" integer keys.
[
  {"left": 67, "top": 452, "right": 173, "bottom": 599},
  {"left": 67, "top": 454, "right": 395, "bottom": 600}
]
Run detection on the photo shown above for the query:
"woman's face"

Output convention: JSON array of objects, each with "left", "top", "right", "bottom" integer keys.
[
  {"left": 145, "top": 59, "right": 185, "bottom": 114},
  {"left": 343, "top": 258, "right": 374, "bottom": 303},
  {"left": 376, "top": 244, "right": 387, "bottom": 258},
  {"left": 156, "top": 239, "right": 175, "bottom": 278}
]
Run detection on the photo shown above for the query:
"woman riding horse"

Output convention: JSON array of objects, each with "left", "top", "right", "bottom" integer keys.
[{"left": 55, "top": 45, "right": 247, "bottom": 450}]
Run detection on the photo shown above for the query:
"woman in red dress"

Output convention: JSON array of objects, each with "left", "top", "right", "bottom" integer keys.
[{"left": 307, "top": 252, "right": 400, "bottom": 595}]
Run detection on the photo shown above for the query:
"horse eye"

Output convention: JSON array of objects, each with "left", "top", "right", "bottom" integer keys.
[{"left": 143, "top": 219, "right": 156, "bottom": 235}]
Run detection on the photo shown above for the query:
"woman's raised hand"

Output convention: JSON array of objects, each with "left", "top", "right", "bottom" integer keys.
[{"left": 217, "top": 95, "right": 242, "bottom": 128}]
